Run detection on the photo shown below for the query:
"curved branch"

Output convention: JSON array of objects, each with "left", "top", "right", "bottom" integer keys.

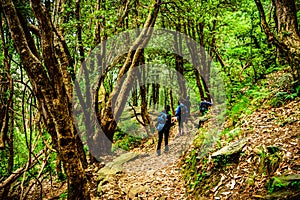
[{"left": 128, "top": 102, "right": 145, "bottom": 126}]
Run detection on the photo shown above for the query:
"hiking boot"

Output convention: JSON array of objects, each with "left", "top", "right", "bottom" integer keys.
[
  {"left": 164, "top": 146, "right": 169, "bottom": 153},
  {"left": 181, "top": 130, "right": 185, "bottom": 135},
  {"left": 156, "top": 150, "right": 161, "bottom": 156}
]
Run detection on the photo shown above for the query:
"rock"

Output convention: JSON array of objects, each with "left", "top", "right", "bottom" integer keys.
[
  {"left": 266, "top": 190, "right": 300, "bottom": 200},
  {"left": 266, "top": 174, "right": 300, "bottom": 199},
  {"left": 99, "top": 175, "right": 115, "bottom": 186},
  {"left": 212, "top": 138, "right": 247, "bottom": 157},
  {"left": 97, "top": 166, "right": 122, "bottom": 182},
  {"left": 111, "top": 152, "right": 139, "bottom": 166},
  {"left": 269, "top": 174, "right": 300, "bottom": 190},
  {"left": 97, "top": 184, "right": 103, "bottom": 195},
  {"left": 158, "top": 197, "right": 167, "bottom": 200},
  {"left": 128, "top": 185, "right": 148, "bottom": 199},
  {"left": 97, "top": 152, "right": 139, "bottom": 183}
]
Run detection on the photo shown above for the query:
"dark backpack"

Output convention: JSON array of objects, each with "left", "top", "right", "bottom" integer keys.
[
  {"left": 180, "top": 104, "right": 187, "bottom": 119},
  {"left": 184, "top": 100, "right": 191, "bottom": 116},
  {"left": 156, "top": 112, "right": 167, "bottom": 131},
  {"left": 200, "top": 103, "right": 206, "bottom": 112},
  {"left": 200, "top": 101, "right": 210, "bottom": 112}
]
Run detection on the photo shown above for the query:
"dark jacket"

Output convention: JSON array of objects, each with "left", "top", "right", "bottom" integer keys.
[{"left": 199, "top": 101, "right": 213, "bottom": 112}]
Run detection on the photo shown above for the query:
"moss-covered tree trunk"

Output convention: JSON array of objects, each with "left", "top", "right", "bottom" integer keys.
[
  {"left": 255, "top": 0, "right": 300, "bottom": 87},
  {"left": 99, "top": 0, "right": 161, "bottom": 152},
  {"left": 1, "top": 0, "right": 90, "bottom": 199},
  {"left": 138, "top": 49, "right": 153, "bottom": 135},
  {"left": 174, "top": 22, "right": 187, "bottom": 98}
]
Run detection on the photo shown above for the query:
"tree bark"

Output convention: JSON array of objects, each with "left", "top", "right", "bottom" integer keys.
[
  {"left": 174, "top": 22, "right": 187, "bottom": 98},
  {"left": 273, "top": 0, "right": 300, "bottom": 84},
  {"left": 1, "top": 0, "right": 90, "bottom": 199},
  {"left": 184, "top": 22, "right": 205, "bottom": 100},
  {"left": 138, "top": 49, "right": 152, "bottom": 133},
  {"left": 255, "top": 0, "right": 300, "bottom": 86},
  {"left": 98, "top": 0, "right": 161, "bottom": 152}
]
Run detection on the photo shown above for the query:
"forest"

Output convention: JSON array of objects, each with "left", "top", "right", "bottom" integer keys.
[{"left": 0, "top": 0, "right": 299, "bottom": 199}]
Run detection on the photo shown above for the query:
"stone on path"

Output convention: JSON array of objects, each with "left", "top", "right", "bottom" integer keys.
[
  {"left": 212, "top": 138, "right": 247, "bottom": 157},
  {"left": 97, "top": 152, "right": 139, "bottom": 182},
  {"left": 128, "top": 185, "right": 149, "bottom": 199}
]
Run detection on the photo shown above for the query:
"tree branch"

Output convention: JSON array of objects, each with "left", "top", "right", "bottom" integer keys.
[{"left": 0, "top": 149, "right": 45, "bottom": 189}]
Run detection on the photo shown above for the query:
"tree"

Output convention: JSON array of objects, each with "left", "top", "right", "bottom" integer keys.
[
  {"left": 1, "top": 0, "right": 90, "bottom": 199},
  {"left": 255, "top": 0, "right": 300, "bottom": 89},
  {"left": 90, "top": 0, "right": 162, "bottom": 155}
]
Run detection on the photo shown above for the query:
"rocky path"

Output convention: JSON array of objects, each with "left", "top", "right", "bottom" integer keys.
[{"left": 93, "top": 123, "right": 198, "bottom": 199}]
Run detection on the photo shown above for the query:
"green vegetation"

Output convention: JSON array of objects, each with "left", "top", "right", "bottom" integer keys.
[
  {"left": 1, "top": 0, "right": 300, "bottom": 199},
  {"left": 267, "top": 176, "right": 300, "bottom": 194},
  {"left": 113, "top": 131, "right": 143, "bottom": 151}
]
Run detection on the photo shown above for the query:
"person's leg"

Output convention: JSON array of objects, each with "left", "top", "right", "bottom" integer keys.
[
  {"left": 181, "top": 118, "right": 185, "bottom": 135},
  {"left": 164, "top": 128, "right": 169, "bottom": 152},
  {"left": 178, "top": 117, "right": 181, "bottom": 134},
  {"left": 200, "top": 111, "right": 204, "bottom": 116},
  {"left": 156, "top": 130, "right": 163, "bottom": 156}
]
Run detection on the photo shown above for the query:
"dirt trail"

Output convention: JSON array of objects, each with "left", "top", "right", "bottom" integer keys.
[{"left": 94, "top": 122, "right": 198, "bottom": 199}]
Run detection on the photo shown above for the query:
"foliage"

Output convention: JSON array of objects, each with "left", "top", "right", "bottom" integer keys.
[
  {"left": 1, "top": 0, "right": 300, "bottom": 198},
  {"left": 112, "top": 134, "right": 142, "bottom": 151},
  {"left": 59, "top": 192, "right": 68, "bottom": 199},
  {"left": 267, "top": 177, "right": 300, "bottom": 194},
  {"left": 112, "top": 121, "right": 145, "bottom": 151}
]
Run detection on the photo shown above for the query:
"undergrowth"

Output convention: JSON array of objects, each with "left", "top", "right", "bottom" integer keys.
[
  {"left": 112, "top": 121, "right": 147, "bottom": 151},
  {"left": 181, "top": 69, "right": 300, "bottom": 197}
]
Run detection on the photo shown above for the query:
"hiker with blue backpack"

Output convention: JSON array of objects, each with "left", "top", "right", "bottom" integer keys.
[
  {"left": 175, "top": 98, "right": 188, "bottom": 137},
  {"left": 155, "top": 105, "right": 173, "bottom": 156}
]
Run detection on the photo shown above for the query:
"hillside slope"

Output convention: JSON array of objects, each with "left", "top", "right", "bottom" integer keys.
[{"left": 183, "top": 99, "right": 300, "bottom": 199}]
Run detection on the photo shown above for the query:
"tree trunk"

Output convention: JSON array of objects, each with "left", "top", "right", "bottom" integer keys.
[
  {"left": 1, "top": 1, "right": 90, "bottom": 199},
  {"left": 99, "top": 0, "right": 161, "bottom": 152},
  {"left": 155, "top": 82, "right": 160, "bottom": 106},
  {"left": 273, "top": 0, "right": 300, "bottom": 84},
  {"left": 138, "top": 49, "right": 152, "bottom": 133},
  {"left": 255, "top": 0, "right": 300, "bottom": 86},
  {"left": 174, "top": 22, "right": 187, "bottom": 98},
  {"left": 152, "top": 81, "right": 160, "bottom": 108},
  {"left": 132, "top": 85, "right": 138, "bottom": 106},
  {"left": 185, "top": 22, "right": 205, "bottom": 100},
  {"left": 170, "top": 89, "right": 175, "bottom": 115}
]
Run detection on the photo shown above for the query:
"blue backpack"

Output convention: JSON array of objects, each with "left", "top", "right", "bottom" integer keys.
[{"left": 156, "top": 112, "right": 167, "bottom": 131}]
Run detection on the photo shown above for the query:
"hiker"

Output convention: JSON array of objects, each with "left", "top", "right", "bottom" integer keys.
[
  {"left": 199, "top": 99, "right": 213, "bottom": 116},
  {"left": 198, "top": 99, "right": 213, "bottom": 128},
  {"left": 175, "top": 99, "right": 188, "bottom": 137},
  {"left": 156, "top": 105, "right": 173, "bottom": 156}
]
